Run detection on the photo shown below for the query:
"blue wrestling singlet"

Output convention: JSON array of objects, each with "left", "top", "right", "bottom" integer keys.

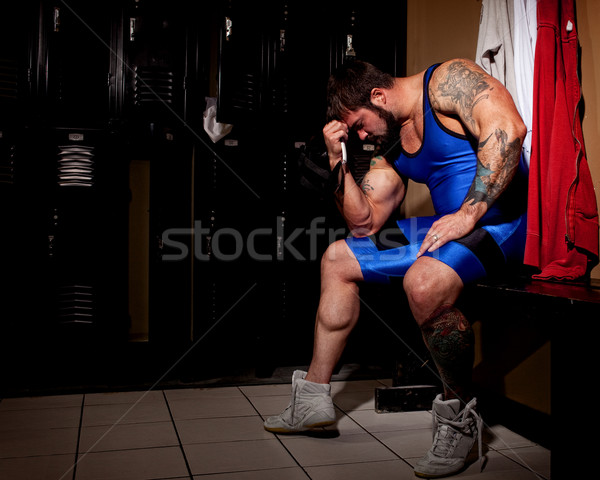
[{"left": 346, "top": 64, "right": 528, "bottom": 285}]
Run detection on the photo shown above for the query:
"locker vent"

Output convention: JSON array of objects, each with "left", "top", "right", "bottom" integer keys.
[
  {"left": 0, "top": 140, "right": 15, "bottom": 185},
  {"left": 133, "top": 66, "right": 175, "bottom": 105},
  {"left": 0, "top": 58, "right": 18, "bottom": 104},
  {"left": 57, "top": 284, "right": 95, "bottom": 324},
  {"left": 57, "top": 145, "right": 95, "bottom": 187},
  {"left": 231, "top": 73, "right": 260, "bottom": 113}
]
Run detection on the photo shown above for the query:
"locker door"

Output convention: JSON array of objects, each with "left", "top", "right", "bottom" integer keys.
[
  {"left": 147, "top": 130, "right": 194, "bottom": 351},
  {"left": 123, "top": 0, "right": 203, "bottom": 136},
  {"left": 36, "top": 0, "right": 117, "bottom": 127},
  {"left": 45, "top": 127, "right": 129, "bottom": 337}
]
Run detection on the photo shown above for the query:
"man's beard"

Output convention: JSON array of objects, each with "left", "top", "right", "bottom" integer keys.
[{"left": 370, "top": 105, "right": 402, "bottom": 154}]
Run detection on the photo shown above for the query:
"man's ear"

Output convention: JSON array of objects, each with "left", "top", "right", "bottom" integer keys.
[{"left": 370, "top": 88, "right": 386, "bottom": 106}]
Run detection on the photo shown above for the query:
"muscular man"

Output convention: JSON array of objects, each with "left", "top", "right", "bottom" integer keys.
[{"left": 264, "top": 59, "right": 527, "bottom": 478}]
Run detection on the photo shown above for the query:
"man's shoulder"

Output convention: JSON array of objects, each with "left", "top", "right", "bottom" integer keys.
[{"left": 429, "top": 58, "right": 482, "bottom": 81}]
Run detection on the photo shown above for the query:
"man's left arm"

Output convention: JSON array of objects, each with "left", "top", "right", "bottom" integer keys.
[{"left": 417, "top": 59, "right": 526, "bottom": 256}]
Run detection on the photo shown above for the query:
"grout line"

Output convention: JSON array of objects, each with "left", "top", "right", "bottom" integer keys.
[
  {"left": 331, "top": 401, "right": 416, "bottom": 471},
  {"left": 238, "top": 386, "right": 314, "bottom": 480},
  {"left": 63, "top": 393, "right": 86, "bottom": 480},
  {"left": 494, "top": 448, "right": 549, "bottom": 480},
  {"left": 162, "top": 390, "right": 194, "bottom": 480}
]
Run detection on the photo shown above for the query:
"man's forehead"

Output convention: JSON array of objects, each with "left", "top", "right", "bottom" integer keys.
[{"left": 343, "top": 108, "right": 368, "bottom": 127}]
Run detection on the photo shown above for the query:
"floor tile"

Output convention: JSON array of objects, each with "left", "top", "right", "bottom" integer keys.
[
  {"left": 346, "top": 409, "right": 432, "bottom": 433},
  {"left": 0, "top": 454, "right": 75, "bottom": 480},
  {"left": 320, "top": 408, "right": 368, "bottom": 435},
  {"left": 176, "top": 415, "right": 273, "bottom": 444},
  {"left": 373, "top": 428, "right": 433, "bottom": 459},
  {"left": 332, "top": 390, "right": 376, "bottom": 412},
  {"left": 81, "top": 402, "right": 171, "bottom": 427},
  {"left": 485, "top": 424, "right": 539, "bottom": 450},
  {"left": 75, "top": 446, "right": 189, "bottom": 480},
  {"left": 79, "top": 421, "right": 179, "bottom": 453},
  {"left": 305, "top": 459, "right": 415, "bottom": 480},
  {"left": 84, "top": 390, "right": 165, "bottom": 406},
  {"left": 238, "top": 384, "right": 293, "bottom": 397},
  {"left": 192, "top": 466, "right": 310, "bottom": 479},
  {"left": 496, "top": 445, "right": 551, "bottom": 479},
  {"left": 246, "top": 394, "right": 290, "bottom": 417},
  {"left": 0, "top": 406, "right": 81, "bottom": 431},
  {"left": 164, "top": 386, "right": 244, "bottom": 401},
  {"left": 184, "top": 438, "right": 296, "bottom": 475},
  {"left": 168, "top": 396, "right": 257, "bottom": 420},
  {"left": 0, "top": 426, "right": 79, "bottom": 458},
  {"left": 280, "top": 432, "right": 398, "bottom": 467},
  {"left": 0, "top": 379, "right": 550, "bottom": 480},
  {"left": 0, "top": 394, "right": 83, "bottom": 411}
]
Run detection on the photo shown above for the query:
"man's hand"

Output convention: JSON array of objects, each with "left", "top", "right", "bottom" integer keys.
[
  {"left": 323, "top": 120, "right": 348, "bottom": 170},
  {"left": 416, "top": 207, "right": 480, "bottom": 257}
]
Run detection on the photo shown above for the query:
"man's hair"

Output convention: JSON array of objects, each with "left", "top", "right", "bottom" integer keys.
[{"left": 326, "top": 60, "right": 395, "bottom": 121}]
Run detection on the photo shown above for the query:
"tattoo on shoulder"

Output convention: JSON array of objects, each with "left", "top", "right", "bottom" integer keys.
[
  {"left": 431, "top": 61, "right": 492, "bottom": 128},
  {"left": 370, "top": 155, "right": 385, "bottom": 167}
]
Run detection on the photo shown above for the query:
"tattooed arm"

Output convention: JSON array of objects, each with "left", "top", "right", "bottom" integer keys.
[
  {"left": 323, "top": 120, "right": 406, "bottom": 236},
  {"left": 335, "top": 155, "right": 406, "bottom": 236},
  {"left": 417, "top": 59, "right": 526, "bottom": 256}
]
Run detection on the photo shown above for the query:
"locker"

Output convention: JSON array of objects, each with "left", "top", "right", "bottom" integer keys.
[
  {"left": 122, "top": 0, "right": 206, "bottom": 137},
  {"left": 33, "top": 0, "right": 120, "bottom": 128}
]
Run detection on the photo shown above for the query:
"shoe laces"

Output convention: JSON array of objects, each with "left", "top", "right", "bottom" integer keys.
[
  {"left": 288, "top": 381, "right": 298, "bottom": 424},
  {"left": 432, "top": 398, "right": 483, "bottom": 468}
]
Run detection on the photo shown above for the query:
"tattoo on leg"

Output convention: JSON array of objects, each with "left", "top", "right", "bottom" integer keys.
[{"left": 421, "top": 304, "right": 474, "bottom": 403}]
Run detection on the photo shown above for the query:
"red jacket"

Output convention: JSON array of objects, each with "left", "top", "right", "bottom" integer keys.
[{"left": 524, "top": 0, "right": 599, "bottom": 280}]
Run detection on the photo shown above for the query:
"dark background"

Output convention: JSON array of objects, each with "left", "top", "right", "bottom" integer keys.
[{"left": 0, "top": 0, "right": 412, "bottom": 395}]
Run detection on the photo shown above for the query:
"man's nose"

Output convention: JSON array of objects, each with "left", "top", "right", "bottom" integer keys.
[{"left": 358, "top": 130, "right": 368, "bottom": 141}]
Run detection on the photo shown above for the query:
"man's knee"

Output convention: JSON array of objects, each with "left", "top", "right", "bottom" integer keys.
[
  {"left": 320, "top": 239, "right": 361, "bottom": 281},
  {"left": 404, "top": 257, "right": 463, "bottom": 322}
]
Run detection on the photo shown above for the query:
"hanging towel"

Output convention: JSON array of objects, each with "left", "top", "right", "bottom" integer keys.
[
  {"left": 475, "top": 0, "right": 518, "bottom": 102},
  {"left": 524, "top": 0, "right": 599, "bottom": 280},
  {"left": 512, "top": 0, "right": 537, "bottom": 167}
]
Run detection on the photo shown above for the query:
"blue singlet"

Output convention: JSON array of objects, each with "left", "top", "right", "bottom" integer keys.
[{"left": 346, "top": 64, "right": 528, "bottom": 285}]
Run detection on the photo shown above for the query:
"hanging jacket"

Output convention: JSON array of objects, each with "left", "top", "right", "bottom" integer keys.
[{"left": 524, "top": 0, "right": 599, "bottom": 280}]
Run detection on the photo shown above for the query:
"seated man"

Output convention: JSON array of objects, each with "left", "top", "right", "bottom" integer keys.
[{"left": 264, "top": 59, "right": 527, "bottom": 478}]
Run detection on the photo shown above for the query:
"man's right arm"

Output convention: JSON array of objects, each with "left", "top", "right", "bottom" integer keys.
[{"left": 323, "top": 121, "right": 406, "bottom": 236}]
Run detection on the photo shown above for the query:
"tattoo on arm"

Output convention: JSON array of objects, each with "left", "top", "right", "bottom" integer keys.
[
  {"left": 361, "top": 156, "right": 384, "bottom": 194},
  {"left": 464, "top": 129, "right": 521, "bottom": 207},
  {"left": 361, "top": 177, "right": 375, "bottom": 195},
  {"left": 432, "top": 61, "right": 492, "bottom": 128}
]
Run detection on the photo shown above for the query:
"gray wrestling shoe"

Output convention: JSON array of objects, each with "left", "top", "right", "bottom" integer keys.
[
  {"left": 263, "top": 370, "right": 335, "bottom": 433},
  {"left": 414, "top": 394, "right": 483, "bottom": 478}
]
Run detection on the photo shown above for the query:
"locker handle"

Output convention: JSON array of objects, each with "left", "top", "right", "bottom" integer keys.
[
  {"left": 346, "top": 34, "right": 356, "bottom": 58},
  {"left": 225, "top": 17, "right": 232, "bottom": 41},
  {"left": 53, "top": 7, "right": 60, "bottom": 32},
  {"left": 130, "top": 17, "right": 136, "bottom": 41}
]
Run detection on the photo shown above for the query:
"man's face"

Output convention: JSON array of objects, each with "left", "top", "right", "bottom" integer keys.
[{"left": 343, "top": 105, "right": 401, "bottom": 149}]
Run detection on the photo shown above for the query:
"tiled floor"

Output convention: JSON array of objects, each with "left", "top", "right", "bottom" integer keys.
[{"left": 0, "top": 377, "right": 550, "bottom": 480}]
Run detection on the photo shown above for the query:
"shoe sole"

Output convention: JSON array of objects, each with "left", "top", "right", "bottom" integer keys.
[
  {"left": 414, "top": 471, "right": 458, "bottom": 479},
  {"left": 414, "top": 472, "right": 444, "bottom": 479},
  {"left": 414, "top": 463, "right": 468, "bottom": 479},
  {"left": 264, "top": 420, "right": 335, "bottom": 433}
]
